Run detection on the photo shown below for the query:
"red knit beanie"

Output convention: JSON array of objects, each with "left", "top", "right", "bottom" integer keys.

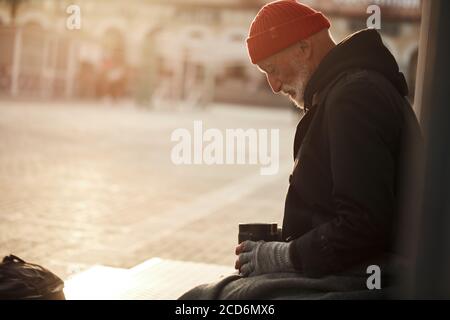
[{"left": 246, "top": 0, "right": 331, "bottom": 64}]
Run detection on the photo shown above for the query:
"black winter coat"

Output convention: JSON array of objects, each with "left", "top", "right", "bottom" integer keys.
[{"left": 283, "top": 29, "right": 423, "bottom": 278}]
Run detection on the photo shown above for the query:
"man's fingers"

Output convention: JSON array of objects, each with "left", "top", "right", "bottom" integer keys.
[
  {"left": 235, "top": 243, "right": 245, "bottom": 255},
  {"left": 235, "top": 240, "right": 259, "bottom": 273},
  {"left": 238, "top": 252, "right": 252, "bottom": 265},
  {"left": 236, "top": 240, "right": 257, "bottom": 255},
  {"left": 234, "top": 258, "right": 241, "bottom": 270},
  {"left": 240, "top": 261, "right": 253, "bottom": 277}
]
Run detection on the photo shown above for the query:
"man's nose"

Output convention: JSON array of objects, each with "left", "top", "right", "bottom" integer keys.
[{"left": 267, "top": 75, "right": 282, "bottom": 93}]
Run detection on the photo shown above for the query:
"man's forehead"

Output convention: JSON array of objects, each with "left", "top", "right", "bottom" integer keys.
[{"left": 256, "top": 44, "right": 296, "bottom": 71}]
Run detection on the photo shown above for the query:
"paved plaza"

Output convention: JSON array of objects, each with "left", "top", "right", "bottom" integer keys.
[{"left": 0, "top": 100, "right": 298, "bottom": 280}]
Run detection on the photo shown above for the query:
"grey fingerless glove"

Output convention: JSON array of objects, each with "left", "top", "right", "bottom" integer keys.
[{"left": 238, "top": 240, "right": 295, "bottom": 277}]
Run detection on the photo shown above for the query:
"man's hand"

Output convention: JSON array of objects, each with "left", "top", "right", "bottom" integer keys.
[{"left": 235, "top": 240, "right": 295, "bottom": 277}]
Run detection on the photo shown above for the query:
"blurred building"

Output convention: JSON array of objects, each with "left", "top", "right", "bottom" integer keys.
[{"left": 0, "top": 0, "right": 421, "bottom": 107}]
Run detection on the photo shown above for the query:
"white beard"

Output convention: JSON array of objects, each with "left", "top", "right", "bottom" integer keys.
[{"left": 282, "top": 62, "right": 311, "bottom": 109}]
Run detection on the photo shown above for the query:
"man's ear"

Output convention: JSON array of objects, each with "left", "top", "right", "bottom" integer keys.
[{"left": 297, "top": 39, "right": 312, "bottom": 60}]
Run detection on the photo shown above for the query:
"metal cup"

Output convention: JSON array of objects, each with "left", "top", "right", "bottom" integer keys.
[{"left": 238, "top": 223, "right": 279, "bottom": 244}]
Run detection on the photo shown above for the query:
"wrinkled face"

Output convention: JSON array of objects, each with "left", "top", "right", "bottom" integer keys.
[{"left": 257, "top": 45, "right": 312, "bottom": 108}]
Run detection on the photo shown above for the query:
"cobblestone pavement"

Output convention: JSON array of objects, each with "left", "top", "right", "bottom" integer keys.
[{"left": 0, "top": 100, "right": 299, "bottom": 280}]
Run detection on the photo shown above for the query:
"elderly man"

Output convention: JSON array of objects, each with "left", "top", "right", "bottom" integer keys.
[
  {"left": 180, "top": 0, "right": 422, "bottom": 299},
  {"left": 235, "top": 0, "right": 422, "bottom": 279}
]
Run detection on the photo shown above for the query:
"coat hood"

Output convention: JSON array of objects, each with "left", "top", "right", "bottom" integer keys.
[{"left": 304, "top": 29, "right": 409, "bottom": 108}]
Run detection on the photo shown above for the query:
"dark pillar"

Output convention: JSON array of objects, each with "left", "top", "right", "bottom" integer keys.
[{"left": 411, "top": 0, "right": 450, "bottom": 299}]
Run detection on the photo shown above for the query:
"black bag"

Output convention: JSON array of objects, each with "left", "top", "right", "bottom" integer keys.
[{"left": 0, "top": 254, "right": 65, "bottom": 300}]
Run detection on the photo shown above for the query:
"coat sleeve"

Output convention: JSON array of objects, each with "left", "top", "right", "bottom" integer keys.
[{"left": 290, "top": 79, "right": 401, "bottom": 277}]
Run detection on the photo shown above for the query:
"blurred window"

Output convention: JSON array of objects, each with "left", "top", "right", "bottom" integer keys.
[
  {"left": 379, "top": 22, "right": 401, "bottom": 37},
  {"left": 225, "top": 65, "right": 247, "bottom": 81},
  {"left": 229, "top": 33, "right": 245, "bottom": 42}
]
